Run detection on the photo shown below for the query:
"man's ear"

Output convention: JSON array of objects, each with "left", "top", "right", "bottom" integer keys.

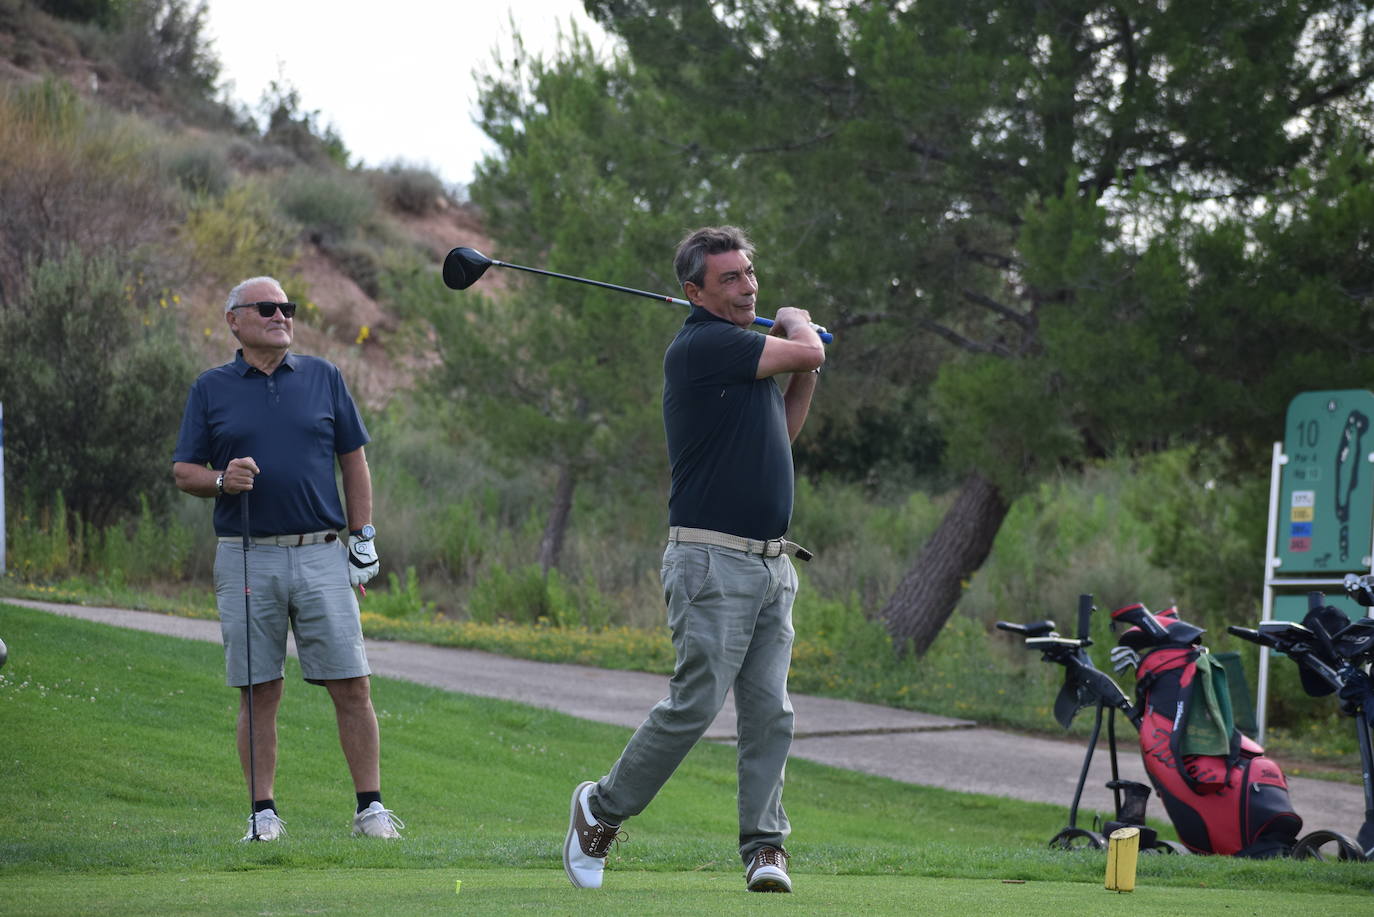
[{"left": 682, "top": 281, "right": 701, "bottom": 306}]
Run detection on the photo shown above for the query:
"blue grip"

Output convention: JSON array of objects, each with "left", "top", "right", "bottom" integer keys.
[{"left": 751, "top": 316, "right": 834, "bottom": 343}]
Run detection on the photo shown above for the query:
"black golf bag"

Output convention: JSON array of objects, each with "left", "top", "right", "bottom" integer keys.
[{"left": 1230, "top": 582, "right": 1374, "bottom": 860}]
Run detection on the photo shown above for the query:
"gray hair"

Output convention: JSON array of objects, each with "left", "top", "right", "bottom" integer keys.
[
  {"left": 674, "top": 226, "right": 755, "bottom": 290},
  {"left": 225, "top": 276, "right": 286, "bottom": 312}
]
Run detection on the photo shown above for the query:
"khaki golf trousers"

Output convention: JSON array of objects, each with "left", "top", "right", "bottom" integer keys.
[{"left": 590, "top": 541, "right": 797, "bottom": 864}]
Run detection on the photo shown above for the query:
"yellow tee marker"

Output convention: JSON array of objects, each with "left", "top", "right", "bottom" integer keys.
[{"left": 1105, "top": 826, "right": 1140, "bottom": 892}]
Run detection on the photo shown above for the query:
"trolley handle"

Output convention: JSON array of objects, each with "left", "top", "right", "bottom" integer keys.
[
  {"left": 996, "top": 619, "right": 1058, "bottom": 638},
  {"left": 1227, "top": 625, "right": 1278, "bottom": 650}
]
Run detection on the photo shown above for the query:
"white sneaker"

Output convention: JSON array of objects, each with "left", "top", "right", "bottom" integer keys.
[
  {"left": 563, "top": 781, "right": 623, "bottom": 889},
  {"left": 352, "top": 801, "right": 404, "bottom": 838},
  {"left": 240, "top": 808, "right": 286, "bottom": 842},
  {"left": 745, "top": 846, "right": 792, "bottom": 892}
]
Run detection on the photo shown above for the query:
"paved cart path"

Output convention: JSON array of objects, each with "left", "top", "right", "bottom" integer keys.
[{"left": 5, "top": 598, "right": 1363, "bottom": 842}]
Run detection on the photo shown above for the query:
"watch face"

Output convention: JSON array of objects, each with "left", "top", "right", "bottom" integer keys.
[{"left": 358, "top": 524, "right": 376, "bottom": 540}]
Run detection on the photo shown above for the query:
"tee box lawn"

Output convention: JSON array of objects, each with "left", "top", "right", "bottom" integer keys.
[{"left": 1, "top": 603, "right": 1370, "bottom": 916}]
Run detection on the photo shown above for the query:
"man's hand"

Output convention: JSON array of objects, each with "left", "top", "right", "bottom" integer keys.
[
  {"left": 770, "top": 306, "right": 814, "bottom": 338},
  {"left": 348, "top": 535, "right": 380, "bottom": 587},
  {"left": 224, "top": 457, "right": 260, "bottom": 494}
]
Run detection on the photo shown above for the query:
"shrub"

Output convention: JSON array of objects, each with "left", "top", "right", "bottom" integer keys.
[
  {"left": 112, "top": 0, "right": 219, "bottom": 97},
  {"left": 257, "top": 78, "right": 349, "bottom": 168},
  {"left": 0, "top": 246, "right": 197, "bottom": 527},
  {"left": 467, "top": 563, "right": 612, "bottom": 629},
  {"left": 224, "top": 136, "right": 301, "bottom": 174},
  {"left": 322, "top": 238, "right": 384, "bottom": 297},
  {"left": 6, "top": 491, "right": 74, "bottom": 581},
  {"left": 1121, "top": 447, "right": 1267, "bottom": 631},
  {"left": 0, "top": 80, "right": 178, "bottom": 295},
  {"left": 956, "top": 461, "right": 1169, "bottom": 633},
  {"left": 371, "top": 164, "right": 447, "bottom": 216},
  {"left": 429, "top": 496, "right": 488, "bottom": 581},
  {"left": 364, "top": 567, "right": 436, "bottom": 620},
  {"left": 163, "top": 139, "right": 232, "bottom": 196},
  {"left": 35, "top": 0, "right": 121, "bottom": 25},
  {"left": 273, "top": 168, "right": 377, "bottom": 243},
  {"left": 181, "top": 182, "right": 301, "bottom": 286}
]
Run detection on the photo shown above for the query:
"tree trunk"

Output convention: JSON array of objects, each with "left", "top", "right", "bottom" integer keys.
[
  {"left": 879, "top": 471, "right": 1010, "bottom": 656},
  {"left": 537, "top": 462, "right": 577, "bottom": 574}
]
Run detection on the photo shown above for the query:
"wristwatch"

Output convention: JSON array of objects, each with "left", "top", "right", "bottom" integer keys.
[
  {"left": 215, "top": 472, "right": 225, "bottom": 496},
  {"left": 350, "top": 524, "right": 376, "bottom": 540}
]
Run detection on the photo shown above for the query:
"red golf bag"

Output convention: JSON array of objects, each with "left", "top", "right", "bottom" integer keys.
[{"left": 1113, "top": 603, "right": 1302, "bottom": 857}]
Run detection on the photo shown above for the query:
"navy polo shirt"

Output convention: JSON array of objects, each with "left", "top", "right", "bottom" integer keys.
[
  {"left": 663, "top": 306, "right": 793, "bottom": 540},
  {"left": 172, "top": 351, "right": 369, "bottom": 537}
]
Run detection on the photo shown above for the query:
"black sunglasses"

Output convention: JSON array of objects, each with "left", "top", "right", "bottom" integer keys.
[{"left": 232, "top": 301, "right": 298, "bottom": 318}]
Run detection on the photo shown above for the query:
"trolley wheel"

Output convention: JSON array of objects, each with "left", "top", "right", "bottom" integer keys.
[
  {"left": 1049, "top": 827, "right": 1107, "bottom": 851},
  {"left": 1292, "top": 829, "right": 1365, "bottom": 862},
  {"left": 1145, "top": 839, "right": 1191, "bottom": 855}
]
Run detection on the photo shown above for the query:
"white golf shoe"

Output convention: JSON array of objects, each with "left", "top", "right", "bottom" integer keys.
[
  {"left": 745, "top": 846, "right": 792, "bottom": 892},
  {"left": 563, "top": 781, "right": 623, "bottom": 888},
  {"left": 352, "top": 801, "right": 405, "bottom": 838},
  {"left": 240, "top": 808, "right": 286, "bottom": 842}
]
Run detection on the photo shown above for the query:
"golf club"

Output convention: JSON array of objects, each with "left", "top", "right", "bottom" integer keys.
[
  {"left": 443, "top": 245, "right": 834, "bottom": 343},
  {"left": 241, "top": 494, "right": 259, "bottom": 841}
]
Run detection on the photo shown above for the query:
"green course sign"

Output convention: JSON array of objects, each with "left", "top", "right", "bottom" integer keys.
[
  {"left": 1271, "top": 592, "right": 1367, "bottom": 625},
  {"left": 1276, "top": 390, "right": 1374, "bottom": 574}
]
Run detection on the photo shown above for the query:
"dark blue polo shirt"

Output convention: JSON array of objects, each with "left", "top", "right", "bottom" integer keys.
[
  {"left": 172, "top": 351, "right": 369, "bottom": 537},
  {"left": 663, "top": 306, "right": 793, "bottom": 540}
]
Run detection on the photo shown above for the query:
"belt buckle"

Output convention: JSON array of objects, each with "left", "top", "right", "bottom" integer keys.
[{"left": 295, "top": 534, "right": 305, "bottom": 546}]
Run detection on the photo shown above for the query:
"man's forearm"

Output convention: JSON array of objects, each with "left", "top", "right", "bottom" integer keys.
[
  {"left": 339, "top": 448, "right": 373, "bottom": 530},
  {"left": 173, "top": 461, "right": 219, "bottom": 498},
  {"left": 783, "top": 371, "right": 818, "bottom": 442}
]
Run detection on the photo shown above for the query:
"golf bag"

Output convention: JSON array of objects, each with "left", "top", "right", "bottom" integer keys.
[
  {"left": 1112, "top": 603, "right": 1302, "bottom": 857},
  {"left": 1230, "top": 584, "right": 1374, "bottom": 860},
  {"left": 997, "top": 596, "right": 1184, "bottom": 853}
]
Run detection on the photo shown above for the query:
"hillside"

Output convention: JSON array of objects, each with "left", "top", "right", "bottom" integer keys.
[{"left": 0, "top": 0, "right": 499, "bottom": 410}]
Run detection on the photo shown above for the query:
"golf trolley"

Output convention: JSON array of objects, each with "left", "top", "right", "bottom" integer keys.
[
  {"left": 996, "top": 595, "right": 1186, "bottom": 853},
  {"left": 1228, "top": 576, "right": 1374, "bottom": 861}
]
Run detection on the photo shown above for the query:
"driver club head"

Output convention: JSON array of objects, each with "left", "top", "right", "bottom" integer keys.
[{"left": 442, "top": 246, "right": 494, "bottom": 290}]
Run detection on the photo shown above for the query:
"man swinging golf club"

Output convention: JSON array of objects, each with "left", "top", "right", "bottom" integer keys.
[
  {"left": 564, "top": 226, "right": 824, "bottom": 892},
  {"left": 172, "top": 276, "right": 401, "bottom": 842}
]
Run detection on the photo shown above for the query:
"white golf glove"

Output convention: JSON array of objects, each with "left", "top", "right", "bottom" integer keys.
[{"left": 347, "top": 534, "right": 380, "bottom": 587}]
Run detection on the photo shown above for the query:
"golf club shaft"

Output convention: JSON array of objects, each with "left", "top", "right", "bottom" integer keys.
[
  {"left": 493, "top": 259, "right": 835, "bottom": 343},
  {"left": 241, "top": 495, "right": 257, "bottom": 840}
]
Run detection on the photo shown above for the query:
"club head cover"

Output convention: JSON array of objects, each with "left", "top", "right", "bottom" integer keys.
[
  {"left": 1333, "top": 618, "right": 1374, "bottom": 666},
  {"left": 1297, "top": 605, "right": 1350, "bottom": 697}
]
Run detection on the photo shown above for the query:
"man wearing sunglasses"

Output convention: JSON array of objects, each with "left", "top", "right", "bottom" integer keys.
[{"left": 172, "top": 276, "right": 401, "bottom": 842}]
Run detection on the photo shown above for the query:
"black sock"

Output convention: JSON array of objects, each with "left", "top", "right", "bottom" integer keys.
[
  {"left": 356, "top": 791, "right": 382, "bottom": 813},
  {"left": 253, "top": 799, "right": 277, "bottom": 814}
]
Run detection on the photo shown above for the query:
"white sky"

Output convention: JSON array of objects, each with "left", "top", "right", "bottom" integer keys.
[{"left": 203, "top": 1, "right": 608, "bottom": 188}]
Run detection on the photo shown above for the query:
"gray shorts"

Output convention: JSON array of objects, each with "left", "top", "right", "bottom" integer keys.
[{"left": 214, "top": 540, "right": 370, "bottom": 687}]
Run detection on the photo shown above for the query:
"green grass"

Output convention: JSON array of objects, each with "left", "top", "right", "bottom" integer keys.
[
  {"left": 2, "top": 601, "right": 1372, "bottom": 915},
  {"left": 7, "top": 869, "right": 1370, "bottom": 917}
]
